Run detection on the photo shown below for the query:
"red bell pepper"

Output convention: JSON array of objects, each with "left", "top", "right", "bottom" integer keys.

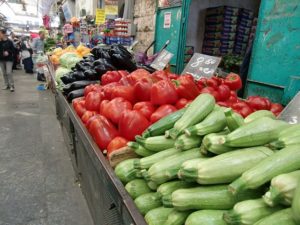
[
  {"left": 99, "top": 100, "right": 110, "bottom": 116},
  {"left": 270, "top": 103, "right": 284, "bottom": 115},
  {"left": 102, "top": 97, "right": 132, "bottom": 124},
  {"left": 231, "top": 101, "right": 253, "bottom": 118},
  {"left": 217, "top": 84, "right": 231, "bottom": 101},
  {"left": 87, "top": 115, "right": 119, "bottom": 150},
  {"left": 81, "top": 111, "right": 97, "bottom": 124},
  {"left": 134, "top": 78, "right": 153, "bottom": 102},
  {"left": 84, "top": 84, "right": 101, "bottom": 97},
  {"left": 206, "top": 78, "right": 219, "bottom": 90},
  {"left": 133, "top": 102, "right": 156, "bottom": 120},
  {"left": 217, "top": 101, "right": 230, "bottom": 108},
  {"left": 101, "top": 71, "right": 122, "bottom": 85},
  {"left": 73, "top": 97, "right": 86, "bottom": 117},
  {"left": 200, "top": 87, "right": 221, "bottom": 102},
  {"left": 227, "top": 90, "right": 238, "bottom": 105},
  {"left": 151, "top": 70, "right": 169, "bottom": 83},
  {"left": 151, "top": 80, "right": 178, "bottom": 105},
  {"left": 102, "top": 82, "right": 120, "bottom": 100},
  {"left": 173, "top": 74, "right": 200, "bottom": 100},
  {"left": 175, "top": 98, "right": 191, "bottom": 109},
  {"left": 224, "top": 73, "right": 242, "bottom": 91},
  {"left": 246, "top": 96, "right": 270, "bottom": 110},
  {"left": 118, "top": 110, "right": 150, "bottom": 141},
  {"left": 150, "top": 104, "right": 177, "bottom": 123},
  {"left": 212, "top": 76, "right": 222, "bottom": 85},
  {"left": 85, "top": 91, "right": 101, "bottom": 112},
  {"left": 167, "top": 73, "right": 178, "bottom": 80},
  {"left": 126, "top": 69, "right": 151, "bottom": 85},
  {"left": 106, "top": 136, "right": 128, "bottom": 157},
  {"left": 111, "top": 85, "right": 135, "bottom": 104}
]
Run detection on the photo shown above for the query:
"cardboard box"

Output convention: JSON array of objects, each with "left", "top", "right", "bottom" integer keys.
[{"left": 206, "top": 6, "right": 240, "bottom": 17}]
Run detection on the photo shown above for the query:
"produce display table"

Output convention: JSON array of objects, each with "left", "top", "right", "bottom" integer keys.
[{"left": 54, "top": 90, "right": 147, "bottom": 225}]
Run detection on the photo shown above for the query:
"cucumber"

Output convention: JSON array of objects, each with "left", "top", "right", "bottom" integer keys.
[
  {"left": 136, "top": 135, "right": 175, "bottom": 152},
  {"left": 134, "top": 192, "right": 162, "bottom": 215},
  {"left": 244, "top": 110, "right": 276, "bottom": 123},
  {"left": 157, "top": 180, "right": 196, "bottom": 199},
  {"left": 125, "top": 179, "right": 151, "bottom": 199},
  {"left": 145, "top": 207, "right": 174, "bottom": 225},
  {"left": 127, "top": 142, "right": 154, "bottom": 157},
  {"left": 186, "top": 210, "right": 227, "bottom": 225},
  {"left": 114, "top": 158, "right": 141, "bottom": 184}
]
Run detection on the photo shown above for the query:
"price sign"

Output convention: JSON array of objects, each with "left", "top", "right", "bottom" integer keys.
[
  {"left": 150, "top": 49, "right": 174, "bottom": 71},
  {"left": 278, "top": 91, "right": 300, "bottom": 124},
  {"left": 95, "top": 8, "right": 106, "bottom": 25},
  {"left": 181, "top": 53, "right": 221, "bottom": 80}
]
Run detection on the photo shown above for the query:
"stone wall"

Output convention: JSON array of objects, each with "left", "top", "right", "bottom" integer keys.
[{"left": 133, "top": 0, "right": 156, "bottom": 53}]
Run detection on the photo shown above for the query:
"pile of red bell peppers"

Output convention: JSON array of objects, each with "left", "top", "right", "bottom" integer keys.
[{"left": 72, "top": 69, "right": 283, "bottom": 156}]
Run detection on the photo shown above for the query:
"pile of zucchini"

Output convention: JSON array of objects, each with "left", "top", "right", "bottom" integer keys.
[{"left": 114, "top": 93, "right": 300, "bottom": 225}]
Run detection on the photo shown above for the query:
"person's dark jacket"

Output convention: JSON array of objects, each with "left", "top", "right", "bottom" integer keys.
[{"left": 0, "top": 39, "right": 14, "bottom": 61}]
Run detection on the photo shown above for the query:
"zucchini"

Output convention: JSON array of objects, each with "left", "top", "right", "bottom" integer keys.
[
  {"left": 125, "top": 179, "right": 151, "bottom": 199},
  {"left": 244, "top": 110, "right": 276, "bottom": 123},
  {"left": 185, "top": 107, "right": 226, "bottom": 136},
  {"left": 147, "top": 180, "right": 159, "bottom": 191},
  {"left": 168, "top": 93, "right": 215, "bottom": 139},
  {"left": 223, "top": 199, "right": 282, "bottom": 225},
  {"left": 174, "top": 134, "right": 202, "bottom": 151},
  {"left": 292, "top": 180, "right": 300, "bottom": 223},
  {"left": 136, "top": 135, "right": 175, "bottom": 152},
  {"left": 127, "top": 142, "right": 154, "bottom": 157},
  {"left": 145, "top": 207, "right": 174, "bottom": 225},
  {"left": 269, "top": 135, "right": 300, "bottom": 150},
  {"left": 157, "top": 180, "right": 196, "bottom": 199},
  {"left": 263, "top": 170, "right": 300, "bottom": 206},
  {"left": 134, "top": 148, "right": 180, "bottom": 169},
  {"left": 201, "top": 131, "right": 234, "bottom": 155},
  {"left": 142, "top": 108, "right": 186, "bottom": 138},
  {"left": 162, "top": 185, "right": 263, "bottom": 211},
  {"left": 229, "top": 145, "right": 300, "bottom": 195},
  {"left": 114, "top": 158, "right": 141, "bottom": 184},
  {"left": 278, "top": 124, "right": 300, "bottom": 138},
  {"left": 185, "top": 210, "right": 227, "bottom": 225},
  {"left": 134, "top": 192, "right": 162, "bottom": 215},
  {"left": 223, "top": 117, "right": 289, "bottom": 147},
  {"left": 165, "top": 210, "right": 191, "bottom": 225},
  {"left": 224, "top": 108, "right": 245, "bottom": 131},
  {"left": 147, "top": 148, "right": 202, "bottom": 184},
  {"left": 253, "top": 208, "right": 296, "bottom": 225},
  {"left": 191, "top": 147, "right": 274, "bottom": 185},
  {"left": 178, "top": 158, "right": 208, "bottom": 182}
]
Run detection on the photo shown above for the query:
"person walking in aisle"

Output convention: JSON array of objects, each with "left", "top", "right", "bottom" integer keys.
[
  {"left": 0, "top": 28, "right": 15, "bottom": 92},
  {"left": 21, "top": 36, "right": 34, "bottom": 74}
]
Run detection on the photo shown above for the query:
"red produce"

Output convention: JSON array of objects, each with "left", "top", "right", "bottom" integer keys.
[
  {"left": 151, "top": 80, "right": 178, "bottom": 105},
  {"left": 150, "top": 105, "right": 177, "bottom": 123},
  {"left": 224, "top": 73, "right": 242, "bottom": 91},
  {"left": 101, "top": 71, "right": 122, "bottom": 85},
  {"left": 217, "top": 101, "right": 230, "bottom": 108},
  {"left": 88, "top": 115, "right": 119, "bottom": 150},
  {"left": 198, "top": 77, "right": 208, "bottom": 87},
  {"left": 73, "top": 97, "right": 86, "bottom": 117},
  {"left": 227, "top": 91, "right": 238, "bottom": 104},
  {"left": 247, "top": 96, "right": 270, "bottom": 110},
  {"left": 102, "top": 82, "right": 120, "bottom": 100},
  {"left": 111, "top": 85, "right": 135, "bottom": 103},
  {"left": 200, "top": 87, "right": 221, "bottom": 101},
  {"left": 85, "top": 91, "right": 101, "bottom": 112},
  {"left": 127, "top": 69, "right": 151, "bottom": 84},
  {"left": 206, "top": 78, "right": 219, "bottom": 89},
  {"left": 134, "top": 78, "right": 153, "bottom": 102},
  {"left": 84, "top": 83, "right": 101, "bottom": 97},
  {"left": 270, "top": 103, "right": 284, "bottom": 115},
  {"left": 212, "top": 76, "right": 222, "bottom": 85},
  {"left": 231, "top": 101, "right": 253, "bottom": 118},
  {"left": 106, "top": 136, "right": 128, "bottom": 156},
  {"left": 99, "top": 100, "right": 110, "bottom": 116},
  {"left": 133, "top": 102, "right": 156, "bottom": 120},
  {"left": 119, "top": 110, "right": 150, "bottom": 141},
  {"left": 173, "top": 74, "right": 200, "bottom": 100},
  {"left": 81, "top": 111, "right": 97, "bottom": 124},
  {"left": 175, "top": 98, "right": 191, "bottom": 109},
  {"left": 217, "top": 84, "right": 231, "bottom": 101},
  {"left": 167, "top": 73, "right": 178, "bottom": 80},
  {"left": 151, "top": 70, "right": 169, "bottom": 83}
]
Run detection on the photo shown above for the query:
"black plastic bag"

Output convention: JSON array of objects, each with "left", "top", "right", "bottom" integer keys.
[
  {"left": 63, "top": 80, "right": 97, "bottom": 95},
  {"left": 92, "top": 58, "right": 116, "bottom": 70},
  {"left": 91, "top": 46, "right": 111, "bottom": 59},
  {"left": 111, "top": 53, "right": 137, "bottom": 72},
  {"left": 84, "top": 69, "right": 99, "bottom": 80},
  {"left": 61, "top": 72, "right": 77, "bottom": 84},
  {"left": 67, "top": 88, "right": 85, "bottom": 102},
  {"left": 110, "top": 44, "right": 133, "bottom": 60}
]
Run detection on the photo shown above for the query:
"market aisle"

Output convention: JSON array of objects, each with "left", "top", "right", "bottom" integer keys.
[{"left": 0, "top": 70, "right": 93, "bottom": 225}]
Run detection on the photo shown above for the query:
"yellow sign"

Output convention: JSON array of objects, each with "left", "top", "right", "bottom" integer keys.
[
  {"left": 105, "top": 5, "right": 118, "bottom": 15},
  {"left": 95, "top": 8, "right": 105, "bottom": 25}
]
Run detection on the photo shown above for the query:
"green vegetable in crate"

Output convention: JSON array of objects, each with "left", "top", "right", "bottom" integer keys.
[
  {"left": 178, "top": 158, "right": 208, "bottom": 182},
  {"left": 157, "top": 180, "right": 196, "bottom": 199},
  {"left": 222, "top": 117, "right": 289, "bottom": 147},
  {"left": 164, "top": 210, "right": 191, "bottom": 225},
  {"left": 162, "top": 185, "right": 262, "bottom": 211},
  {"left": 144, "top": 207, "right": 174, "bottom": 225},
  {"left": 292, "top": 180, "right": 300, "bottom": 223},
  {"left": 200, "top": 130, "right": 233, "bottom": 155},
  {"left": 134, "top": 192, "right": 162, "bottom": 215},
  {"left": 183, "top": 147, "right": 273, "bottom": 185},
  {"left": 185, "top": 210, "right": 227, "bottom": 225},
  {"left": 125, "top": 179, "right": 151, "bottom": 199},
  {"left": 244, "top": 110, "right": 276, "bottom": 123},
  {"left": 223, "top": 199, "right": 282, "bottom": 225},
  {"left": 136, "top": 135, "right": 175, "bottom": 152},
  {"left": 229, "top": 145, "right": 300, "bottom": 195},
  {"left": 185, "top": 106, "right": 226, "bottom": 136},
  {"left": 114, "top": 158, "right": 141, "bottom": 184},
  {"left": 147, "top": 181, "right": 159, "bottom": 191},
  {"left": 278, "top": 124, "right": 300, "bottom": 138},
  {"left": 142, "top": 108, "right": 186, "bottom": 138},
  {"left": 134, "top": 148, "right": 180, "bottom": 170},
  {"left": 167, "top": 94, "right": 215, "bottom": 139},
  {"left": 269, "top": 135, "right": 300, "bottom": 150},
  {"left": 174, "top": 134, "right": 202, "bottom": 151},
  {"left": 127, "top": 142, "right": 154, "bottom": 157},
  {"left": 224, "top": 108, "right": 245, "bottom": 131},
  {"left": 263, "top": 170, "right": 300, "bottom": 206},
  {"left": 253, "top": 208, "right": 296, "bottom": 225},
  {"left": 146, "top": 148, "right": 201, "bottom": 184}
]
